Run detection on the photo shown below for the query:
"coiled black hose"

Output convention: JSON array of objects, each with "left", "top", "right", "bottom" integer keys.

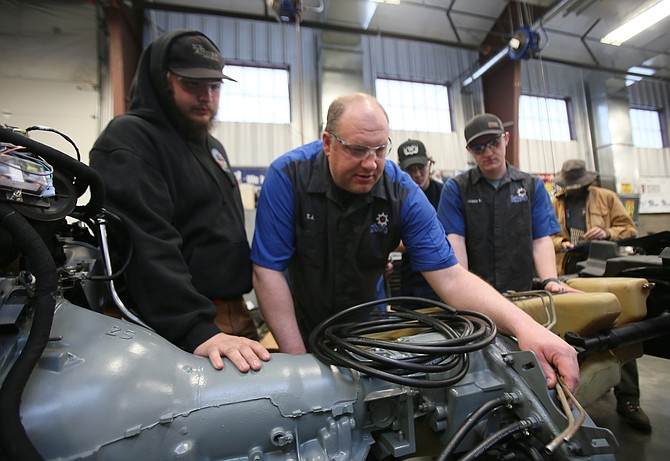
[
  {"left": 0, "top": 203, "right": 55, "bottom": 461},
  {"left": 309, "top": 296, "right": 496, "bottom": 388}
]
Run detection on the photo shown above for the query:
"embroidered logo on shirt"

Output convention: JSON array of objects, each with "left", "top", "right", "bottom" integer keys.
[
  {"left": 467, "top": 198, "right": 482, "bottom": 204},
  {"left": 211, "top": 148, "right": 229, "bottom": 172},
  {"left": 306, "top": 213, "right": 315, "bottom": 221},
  {"left": 510, "top": 187, "right": 529, "bottom": 203},
  {"left": 370, "top": 212, "right": 389, "bottom": 234}
]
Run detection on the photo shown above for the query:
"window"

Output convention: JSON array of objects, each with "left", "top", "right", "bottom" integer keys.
[
  {"left": 217, "top": 65, "right": 290, "bottom": 124},
  {"left": 629, "top": 108, "right": 664, "bottom": 148},
  {"left": 519, "top": 95, "right": 572, "bottom": 141},
  {"left": 375, "top": 79, "right": 452, "bottom": 133}
]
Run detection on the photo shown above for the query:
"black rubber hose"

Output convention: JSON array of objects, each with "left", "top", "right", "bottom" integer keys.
[
  {"left": 436, "top": 393, "right": 517, "bottom": 461},
  {"left": 309, "top": 297, "right": 496, "bottom": 388},
  {"left": 0, "top": 203, "right": 56, "bottom": 461},
  {"left": 0, "top": 126, "right": 104, "bottom": 219},
  {"left": 458, "top": 419, "right": 536, "bottom": 461}
]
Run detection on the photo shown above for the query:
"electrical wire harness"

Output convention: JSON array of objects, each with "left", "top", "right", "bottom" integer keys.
[{"left": 309, "top": 296, "right": 497, "bottom": 388}]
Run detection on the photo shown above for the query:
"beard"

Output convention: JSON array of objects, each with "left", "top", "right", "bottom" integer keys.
[{"left": 165, "top": 92, "right": 216, "bottom": 142}]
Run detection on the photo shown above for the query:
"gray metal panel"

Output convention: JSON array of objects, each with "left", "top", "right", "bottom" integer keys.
[{"left": 21, "top": 301, "right": 369, "bottom": 460}]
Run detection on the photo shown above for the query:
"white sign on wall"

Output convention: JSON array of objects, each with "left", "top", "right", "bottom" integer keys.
[{"left": 640, "top": 177, "right": 670, "bottom": 213}]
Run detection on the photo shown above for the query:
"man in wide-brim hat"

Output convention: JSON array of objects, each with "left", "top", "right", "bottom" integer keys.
[
  {"left": 553, "top": 159, "right": 598, "bottom": 190},
  {"left": 550, "top": 158, "right": 650, "bottom": 432},
  {"left": 551, "top": 159, "right": 637, "bottom": 253}
]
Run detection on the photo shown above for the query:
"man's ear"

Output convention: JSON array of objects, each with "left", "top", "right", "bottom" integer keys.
[{"left": 323, "top": 131, "right": 332, "bottom": 157}]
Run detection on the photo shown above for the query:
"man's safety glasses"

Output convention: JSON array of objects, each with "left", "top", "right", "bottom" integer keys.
[
  {"left": 329, "top": 131, "right": 392, "bottom": 160},
  {"left": 468, "top": 134, "right": 505, "bottom": 154},
  {"left": 172, "top": 74, "right": 222, "bottom": 95}
]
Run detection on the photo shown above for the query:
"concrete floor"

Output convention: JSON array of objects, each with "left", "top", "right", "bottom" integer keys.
[{"left": 585, "top": 354, "right": 670, "bottom": 460}]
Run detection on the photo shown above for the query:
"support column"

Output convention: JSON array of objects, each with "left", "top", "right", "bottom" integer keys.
[
  {"left": 482, "top": 59, "right": 521, "bottom": 167},
  {"left": 587, "top": 74, "right": 639, "bottom": 196},
  {"left": 106, "top": 4, "right": 142, "bottom": 116}
]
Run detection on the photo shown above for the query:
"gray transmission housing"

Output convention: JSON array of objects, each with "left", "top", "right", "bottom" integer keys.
[{"left": 2, "top": 295, "right": 618, "bottom": 461}]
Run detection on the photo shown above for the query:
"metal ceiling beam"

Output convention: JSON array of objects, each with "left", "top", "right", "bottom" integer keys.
[
  {"left": 461, "top": 0, "right": 583, "bottom": 87},
  {"left": 142, "top": 1, "right": 481, "bottom": 51}
]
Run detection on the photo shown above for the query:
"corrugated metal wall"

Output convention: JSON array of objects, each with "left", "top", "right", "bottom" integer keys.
[
  {"left": 146, "top": 9, "right": 669, "bottom": 184},
  {"left": 368, "top": 36, "right": 483, "bottom": 175},
  {"left": 520, "top": 60, "right": 591, "bottom": 175},
  {"left": 146, "top": 10, "right": 484, "bottom": 172},
  {"left": 521, "top": 59, "right": 670, "bottom": 179}
]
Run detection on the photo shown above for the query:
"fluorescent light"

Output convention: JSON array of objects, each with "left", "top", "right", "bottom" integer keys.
[
  {"left": 601, "top": 0, "right": 670, "bottom": 46},
  {"left": 628, "top": 66, "right": 656, "bottom": 75},
  {"left": 373, "top": 0, "right": 400, "bottom": 4},
  {"left": 625, "top": 66, "right": 656, "bottom": 86}
]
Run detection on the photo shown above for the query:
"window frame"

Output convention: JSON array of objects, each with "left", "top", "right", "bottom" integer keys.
[
  {"left": 216, "top": 63, "right": 291, "bottom": 125},
  {"left": 374, "top": 77, "right": 453, "bottom": 133},
  {"left": 518, "top": 93, "right": 574, "bottom": 142},
  {"left": 629, "top": 106, "right": 667, "bottom": 149}
]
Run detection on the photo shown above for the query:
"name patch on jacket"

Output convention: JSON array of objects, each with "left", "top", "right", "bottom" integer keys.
[{"left": 510, "top": 187, "right": 529, "bottom": 203}]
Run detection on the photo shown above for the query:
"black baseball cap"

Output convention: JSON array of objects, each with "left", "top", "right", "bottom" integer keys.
[
  {"left": 167, "top": 33, "right": 236, "bottom": 81},
  {"left": 464, "top": 114, "right": 505, "bottom": 146},
  {"left": 397, "top": 139, "right": 428, "bottom": 170}
]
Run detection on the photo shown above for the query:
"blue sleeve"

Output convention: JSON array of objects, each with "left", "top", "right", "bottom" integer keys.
[
  {"left": 400, "top": 176, "right": 458, "bottom": 272},
  {"left": 531, "top": 177, "right": 562, "bottom": 239},
  {"left": 250, "top": 159, "right": 296, "bottom": 271},
  {"left": 436, "top": 178, "right": 466, "bottom": 236}
]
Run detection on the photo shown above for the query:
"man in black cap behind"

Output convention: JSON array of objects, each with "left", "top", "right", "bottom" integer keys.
[
  {"left": 396, "top": 139, "right": 443, "bottom": 301},
  {"left": 550, "top": 159, "right": 649, "bottom": 432},
  {"left": 90, "top": 29, "right": 270, "bottom": 372},
  {"left": 437, "top": 113, "right": 578, "bottom": 295}
]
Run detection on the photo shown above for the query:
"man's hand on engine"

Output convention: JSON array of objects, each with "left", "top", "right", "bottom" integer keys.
[
  {"left": 194, "top": 333, "right": 271, "bottom": 372},
  {"left": 516, "top": 322, "right": 580, "bottom": 394}
]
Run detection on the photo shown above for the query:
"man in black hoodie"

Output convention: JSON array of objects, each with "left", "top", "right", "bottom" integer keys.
[{"left": 90, "top": 29, "right": 270, "bottom": 372}]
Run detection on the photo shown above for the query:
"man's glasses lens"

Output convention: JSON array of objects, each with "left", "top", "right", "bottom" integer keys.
[
  {"left": 330, "top": 132, "right": 391, "bottom": 159},
  {"left": 176, "top": 76, "right": 222, "bottom": 94},
  {"left": 469, "top": 135, "right": 503, "bottom": 154}
]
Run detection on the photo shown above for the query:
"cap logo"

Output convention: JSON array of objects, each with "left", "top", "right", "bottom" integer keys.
[
  {"left": 488, "top": 122, "right": 499, "bottom": 128},
  {"left": 402, "top": 144, "right": 420, "bottom": 157},
  {"left": 192, "top": 43, "right": 220, "bottom": 62}
]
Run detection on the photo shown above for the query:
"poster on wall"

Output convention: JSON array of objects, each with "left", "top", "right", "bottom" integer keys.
[{"left": 639, "top": 177, "right": 670, "bottom": 214}]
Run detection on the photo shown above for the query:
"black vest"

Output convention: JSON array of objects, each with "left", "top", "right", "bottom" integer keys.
[
  {"left": 453, "top": 165, "right": 536, "bottom": 292},
  {"left": 284, "top": 151, "right": 406, "bottom": 342}
]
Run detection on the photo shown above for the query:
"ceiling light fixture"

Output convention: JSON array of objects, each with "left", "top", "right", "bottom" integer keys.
[
  {"left": 625, "top": 65, "right": 656, "bottom": 86},
  {"left": 600, "top": 0, "right": 670, "bottom": 46}
]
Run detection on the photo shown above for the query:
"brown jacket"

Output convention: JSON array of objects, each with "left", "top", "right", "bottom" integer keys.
[{"left": 551, "top": 185, "right": 638, "bottom": 274}]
